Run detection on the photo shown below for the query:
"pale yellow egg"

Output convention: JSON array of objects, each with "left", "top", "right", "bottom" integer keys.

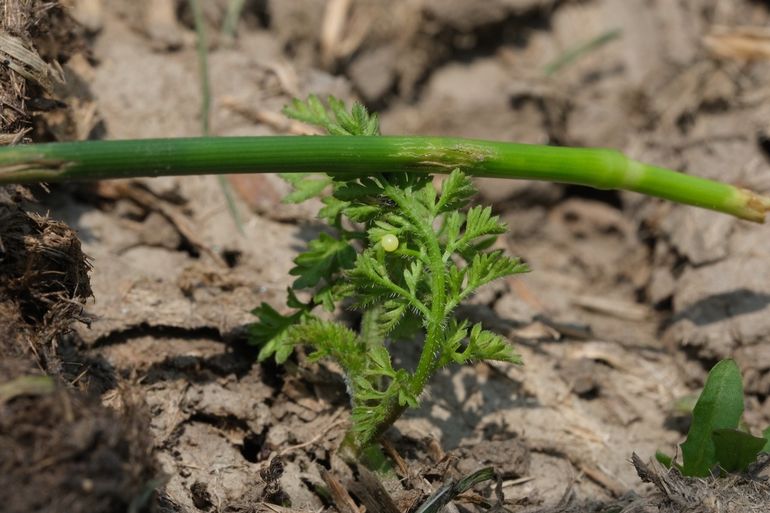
[{"left": 381, "top": 234, "right": 399, "bottom": 252}]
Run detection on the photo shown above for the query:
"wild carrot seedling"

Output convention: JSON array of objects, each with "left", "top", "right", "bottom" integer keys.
[{"left": 251, "top": 97, "right": 529, "bottom": 455}]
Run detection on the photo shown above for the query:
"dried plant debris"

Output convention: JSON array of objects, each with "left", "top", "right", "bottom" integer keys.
[
  {"left": 0, "top": 360, "right": 159, "bottom": 513},
  {"left": 0, "top": 185, "right": 92, "bottom": 368},
  {"left": 0, "top": 29, "right": 64, "bottom": 91},
  {"left": 704, "top": 26, "right": 770, "bottom": 62},
  {"left": 1, "top": 0, "right": 88, "bottom": 139},
  {"left": 270, "top": 0, "right": 563, "bottom": 102},
  {"left": 628, "top": 453, "right": 770, "bottom": 513}
]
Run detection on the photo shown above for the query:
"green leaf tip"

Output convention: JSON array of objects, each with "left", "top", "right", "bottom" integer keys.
[{"left": 282, "top": 94, "right": 380, "bottom": 136}]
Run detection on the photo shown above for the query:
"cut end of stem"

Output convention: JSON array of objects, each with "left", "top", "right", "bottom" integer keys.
[{"left": 739, "top": 188, "right": 770, "bottom": 223}]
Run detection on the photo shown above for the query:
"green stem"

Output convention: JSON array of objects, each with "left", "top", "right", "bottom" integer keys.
[
  {"left": 221, "top": 0, "right": 247, "bottom": 40},
  {"left": 360, "top": 307, "right": 385, "bottom": 352},
  {"left": 350, "top": 398, "right": 405, "bottom": 458},
  {"left": 189, "top": 0, "right": 244, "bottom": 233},
  {"left": 410, "top": 230, "right": 447, "bottom": 397},
  {"left": 342, "top": 307, "right": 392, "bottom": 456},
  {"left": 544, "top": 28, "right": 622, "bottom": 76},
  {"left": 360, "top": 307, "right": 388, "bottom": 388},
  {"left": 383, "top": 184, "right": 448, "bottom": 395},
  {"left": 0, "top": 136, "right": 768, "bottom": 222},
  {"left": 189, "top": 0, "right": 210, "bottom": 136}
]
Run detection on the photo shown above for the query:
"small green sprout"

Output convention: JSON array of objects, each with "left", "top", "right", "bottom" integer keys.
[{"left": 658, "top": 359, "right": 770, "bottom": 476}]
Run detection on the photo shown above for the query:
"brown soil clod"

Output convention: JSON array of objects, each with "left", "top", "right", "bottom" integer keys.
[
  {"left": 0, "top": 364, "right": 159, "bottom": 513},
  {"left": 0, "top": 186, "right": 92, "bottom": 369},
  {"left": 0, "top": 187, "right": 160, "bottom": 513}
]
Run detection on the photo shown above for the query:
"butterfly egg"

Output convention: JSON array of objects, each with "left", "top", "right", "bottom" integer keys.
[{"left": 381, "top": 234, "right": 399, "bottom": 252}]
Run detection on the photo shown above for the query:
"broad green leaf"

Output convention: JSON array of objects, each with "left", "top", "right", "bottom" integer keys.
[
  {"left": 761, "top": 426, "right": 770, "bottom": 453},
  {"left": 712, "top": 428, "right": 766, "bottom": 473},
  {"left": 680, "top": 359, "right": 744, "bottom": 476}
]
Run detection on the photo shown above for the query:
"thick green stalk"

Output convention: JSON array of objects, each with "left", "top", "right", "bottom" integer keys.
[{"left": 0, "top": 136, "right": 768, "bottom": 222}]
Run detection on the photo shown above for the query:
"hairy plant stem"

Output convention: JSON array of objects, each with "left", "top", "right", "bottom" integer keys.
[
  {"left": 359, "top": 306, "right": 386, "bottom": 406},
  {"left": 340, "top": 303, "right": 402, "bottom": 458},
  {"left": 360, "top": 307, "right": 385, "bottom": 351},
  {"left": 409, "top": 226, "right": 447, "bottom": 398},
  {"left": 1, "top": 136, "right": 768, "bottom": 222},
  {"left": 383, "top": 183, "right": 448, "bottom": 395},
  {"left": 339, "top": 184, "right": 447, "bottom": 456},
  {"left": 343, "top": 398, "right": 406, "bottom": 460}
]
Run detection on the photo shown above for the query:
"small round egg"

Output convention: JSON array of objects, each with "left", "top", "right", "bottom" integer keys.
[{"left": 381, "top": 234, "right": 399, "bottom": 252}]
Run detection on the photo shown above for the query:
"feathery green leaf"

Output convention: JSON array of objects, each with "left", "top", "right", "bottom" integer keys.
[{"left": 290, "top": 232, "right": 356, "bottom": 289}]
